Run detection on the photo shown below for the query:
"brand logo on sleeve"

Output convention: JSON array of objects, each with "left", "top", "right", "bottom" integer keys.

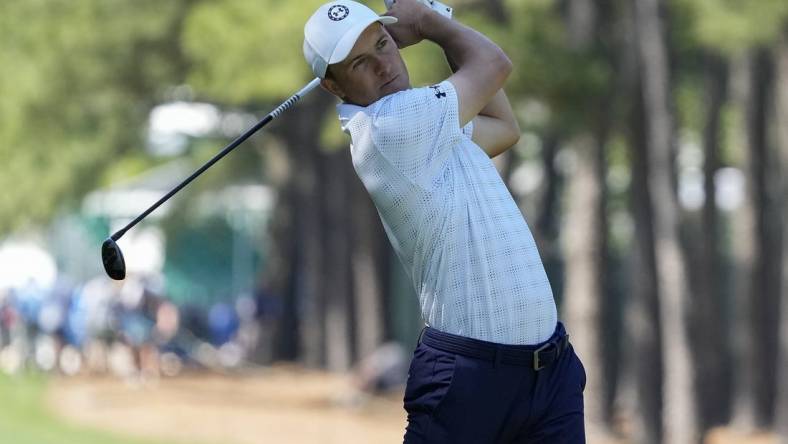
[
  {"left": 327, "top": 5, "right": 350, "bottom": 21},
  {"left": 429, "top": 84, "right": 446, "bottom": 99}
]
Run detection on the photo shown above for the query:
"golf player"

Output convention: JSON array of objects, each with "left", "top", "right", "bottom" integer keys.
[{"left": 303, "top": 0, "right": 586, "bottom": 442}]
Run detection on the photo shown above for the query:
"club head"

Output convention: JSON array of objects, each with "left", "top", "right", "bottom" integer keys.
[{"left": 102, "top": 238, "right": 126, "bottom": 280}]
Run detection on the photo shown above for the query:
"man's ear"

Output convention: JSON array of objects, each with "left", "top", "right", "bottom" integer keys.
[{"left": 321, "top": 77, "right": 345, "bottom": 99}]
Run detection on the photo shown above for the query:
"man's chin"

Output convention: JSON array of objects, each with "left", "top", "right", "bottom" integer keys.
[{"left": 380, "top": 79, "right": 408, "bottom": 97}]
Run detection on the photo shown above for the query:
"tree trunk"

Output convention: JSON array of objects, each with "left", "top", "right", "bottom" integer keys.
[
  {"left": 593, "top": 120, "right": 618, "bottom": 430},
  {"left": 561, "top": 132, "right": 610, "bottom": 434},
  {"left": 465, "top": 0, "right": 509, "bottom": 25},
  {"left": 692, "top": 53, "right": 730, "bottom": 431},
  {"left": 628, "top": 78, "right": 663, "bottom": 444},
  {"left": 559, "top": 0, "right": 613, "bottom": 434},
  {"left": 746, "top": 48, "right": 782, "bottom": 429},
  {"left": 291, "top": 140, "right": 326, "bottom": 368},
  {"left": 566, "top": 0, "right": 596, "bottom": 49},
  {"left": 350, "top": 159, "right": 388, "bottom": 360},
  {"left": 775, "top": 27, "right": 788, "bottom": 443},
  {"left": 528, "top": 132, "right": 566, "bottom": 307},
  {"left": 321, "top": 151, "right": 354, "bottom": 371},
  {"left": 729, "top": 53, "right": 758, "bottom": 431},
  {"left": 266, "top": 93, "right": 333, "bottom": 366},
  {"left": 482, "top": 0, "right": 508, "bottom": 25},
  {"left": 776, "top": 25, "right": 788, "bottom": 440},
  {"left": 633, "top": 0, "right": 697, "bottom": 441}
]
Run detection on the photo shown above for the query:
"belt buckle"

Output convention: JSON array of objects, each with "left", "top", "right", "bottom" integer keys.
[{"left": 533, "top": 342, "right": 553, "bottom": 371}]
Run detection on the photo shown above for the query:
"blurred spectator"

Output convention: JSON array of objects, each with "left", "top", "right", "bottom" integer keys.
[
  {"left": 34, "top": 276, "right": 73, "bottom": 371},
  {"left": 67, "top": 276, "right": 119, "bottom": 374},
  {"left": 207, "top": 302, "right": 239, "bottom": 347},
  {"left": 353, "top": 342, "right": 408, "bottom": 395},
  {"left": 0, "top": 289, "right": 11, "bottom": 348},
  {"left": 0, "top": 267, "right": 273, "bottom": 379},
  {"left": 234, "top": 295, "right": 261, "bottom": 359},
  {"left": 154, "top": 301, "right": 179, "bottom": 344},
  {"left": 16, "top": 279, "right": 46, "bottom": 365}
]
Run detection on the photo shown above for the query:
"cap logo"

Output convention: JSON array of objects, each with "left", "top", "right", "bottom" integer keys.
[{"left": 327, "top": 4, "right": 350, "bottom": 21}]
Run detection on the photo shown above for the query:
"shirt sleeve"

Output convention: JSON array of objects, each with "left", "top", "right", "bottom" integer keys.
[
  {"left": 370, "top": 80, "right": 464, "bottom": 185},
  {"left": 462, "top": 120, "right": 474, "bottom": 139}
]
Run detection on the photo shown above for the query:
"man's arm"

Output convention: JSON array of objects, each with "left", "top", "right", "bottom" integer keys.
[
  {"left": 444, "top": 54, "right": 520, "bottom": 157},
  {"left": 472, "top": 92, "right": 521, "bottom": 158},
  {"left": 385, "top": 0, "right": 512, "bottom": 127}
]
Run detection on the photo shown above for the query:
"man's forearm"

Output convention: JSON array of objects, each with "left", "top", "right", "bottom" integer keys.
[{"left": 481, "top": 90, "right": 518, "bottom": 127}]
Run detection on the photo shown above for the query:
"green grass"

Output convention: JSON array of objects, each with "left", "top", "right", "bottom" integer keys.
[{"left": 0, "top": 373, "right": 177, "bottom": 444}]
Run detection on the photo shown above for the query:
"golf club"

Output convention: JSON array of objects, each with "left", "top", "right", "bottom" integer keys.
[{"left": 102, "top": 77, "right": 322, "bottom": 280}]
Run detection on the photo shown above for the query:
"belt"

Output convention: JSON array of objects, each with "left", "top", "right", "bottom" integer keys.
[{"left": 420, "top": 323, "right": 570, "bottom": 371}]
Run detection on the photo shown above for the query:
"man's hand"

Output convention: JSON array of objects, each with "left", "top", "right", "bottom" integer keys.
[{"left": 382, "top": 0, "right": 433, "bottom": 48}]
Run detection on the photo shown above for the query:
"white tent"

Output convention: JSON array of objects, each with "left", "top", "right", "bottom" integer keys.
[{"left": 0, "top": 241, "right": 57, "bottom": 291}]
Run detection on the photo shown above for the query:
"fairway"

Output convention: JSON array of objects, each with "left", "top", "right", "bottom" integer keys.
[
  {"left": 45, "top": 367, "right": 406, "bottom": 444},
  {"left": 0, "top": 373, "right": 180, "bottom": 444}
]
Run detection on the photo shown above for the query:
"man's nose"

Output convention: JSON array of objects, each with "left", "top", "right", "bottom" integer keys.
[{"left": 373, "top": 56, "right": 391, "bottom": 77}]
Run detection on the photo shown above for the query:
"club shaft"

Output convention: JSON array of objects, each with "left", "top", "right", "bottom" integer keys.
[{"left": 111, "top": 78, "right": 321, "bottom": 241}]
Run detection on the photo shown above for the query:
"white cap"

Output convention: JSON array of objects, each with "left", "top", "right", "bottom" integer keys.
[{"left": 304, "top": 1, "right": 397, "bottom": 78}]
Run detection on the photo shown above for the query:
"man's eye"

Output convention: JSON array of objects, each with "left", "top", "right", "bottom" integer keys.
[{"left": 378, "top": 39, "right": 387, "bottom": 49}]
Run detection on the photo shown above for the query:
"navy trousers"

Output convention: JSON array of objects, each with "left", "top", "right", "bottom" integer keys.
[{"left": 402, "top": 322, "right": 586, "bottom": 443}]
